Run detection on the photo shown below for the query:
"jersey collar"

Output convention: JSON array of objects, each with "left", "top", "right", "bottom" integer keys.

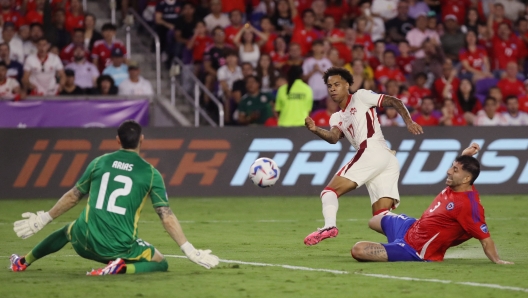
[{"left": 341, "top": 94, "right": 352, "bottom": 112}]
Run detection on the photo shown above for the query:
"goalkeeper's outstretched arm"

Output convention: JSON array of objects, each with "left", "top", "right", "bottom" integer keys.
[{"left": 48, "top": 187, "right": 85, "bottom": 219}]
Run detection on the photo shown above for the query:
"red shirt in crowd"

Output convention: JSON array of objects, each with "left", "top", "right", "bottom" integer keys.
[
  {"left": 260, "top": 33, "right": 277, "bottom": 54},
  {"left": 441, "top": 0, "right": 471, "bottom": 25},
  {"left": 91, "top": 40, "right": 127, "bottom": 72},
  {"left": 448, "top": 115, "right": 467, "bottom": 126},
  {"left": 355, "top": 34, "right": 374, "bottom": 52},
  {"left": 407, "top": 85, "right": 431, "bottom": 108},
  {"left": 2, "top": 10, "right": 24, "bottom": 28},
  {"left": 224, "top": 25, "right": 242, "bottom": 46},
  {"left": 65, "top": 12, "right": 85, "bottom": 33},
  {"left": 414, "top": 114, "right": 439, "bottom": 126},
  {"left": 270, "top": 51, "right": 289, "bottom": 66},
  {"left": 434, "top": 77, "right": 460, "bottom": 103},
  {"left": 25, "top": 10, "right": 43, "bottom": 24},
  {"left": 327, "top": 28, "right": 352, "bottom": 63},
  {"left": 397, "top": 56, "right": 414, "bottom": 75},
  {"left": 459, "top": 47, "right": 488, "bottom": 71},
  {"left": 491, "top": 19, "right": 513, "bottom": 35},
  {"left": 325, "top": 2, "right": 349, "bottom": 25},
  {"left": 311, "top": 109, "right": 332, "bottom": 127},
  {"left": 192, "top": 35, "right": 213, "bottom": 62},
  {"left": 368, "top": 56, "right": 381, "bottom": 70},
  {"left": 492, "top": 35, "right": 523, "bottom": 70},
  {"left": 222, "top": 0, "right": 245, "bottom": 13},
  {"left": 374, "top": 65, "right": 406, "bottom": 84},
  {"left": 291, "top": 28, "right": 321, "bottom": 56},
  {"left": 60, "top": 43, "right": 91, "bottom": 64},
  {"left": 294, "top": 0, "right": 312, "bottom": 14},
  {"left": 497, "top": 78, "right": 525, "bottom": 98},
  {"left": 518, "top": 94, "right": 528, "bottom": 113}
]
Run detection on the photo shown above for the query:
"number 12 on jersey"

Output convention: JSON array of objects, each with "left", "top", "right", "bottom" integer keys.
[{"left": 95, "top": 172, "right": 133, "bottom": 215}]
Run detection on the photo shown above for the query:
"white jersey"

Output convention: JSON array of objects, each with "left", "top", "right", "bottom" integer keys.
[
  {"left": 474, "top": 110, "right": 507, "bottom": 126},
  {"left": 502, "top": 111, "right": 528, "bottom": 126},
  {"left": 24, "top": 53, "right": 64, "bottom": 95},
  {"left": 0, "top": 78, "right": 19, "bottom": 100},
  {"left": 329, "top": 89, "right": 388, "bottom": 151}
]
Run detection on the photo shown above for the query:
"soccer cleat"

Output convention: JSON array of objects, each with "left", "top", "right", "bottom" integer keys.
[
  {"left": 10, "top": 254, "right": 28, "bottom": 272},
  {"left": 87, "top": 258, "right": 126, "bottom": 276},
  {"left": 304, "top": 227, "right": 339, "bottom": 246}
]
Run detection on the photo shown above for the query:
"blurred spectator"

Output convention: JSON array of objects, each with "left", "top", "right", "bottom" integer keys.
[
  {"left": 221, "top": 0, "right": 244, "bottom": 14},
  {"left": 92, "top": 23, "right": 126, "bottom": 72},
  {"left": 397, "top": 40, "right": 415, "bottom": 76},
  {"left": 386, "top": 0, "right": 415, "bottom": 43},
  {"left": 23, "top": 38, "right": 65, "bottom": 95},
  {"left": 487, "top": 3, "right": 511, "bottom": 35},
  {"left": 204, "top": 0, "right": 229, "bottom": 32},
  {"left": 497, "top": 61, "right": 525, "bottom": 98},
  {"left": 355, "top": 17, "right": 374, "bottom": 52},
  {"left": 1, "top": 23, "right": 24, "bottom": 63},
  {"left": 203, "top": 26, "right": 232, "bottom": 103},
  {"left": 118, "top": 61, "right": 154, "bottom": 96},
  {"left": 281, "top": 42, "right": 303, "bottom": 73},
  {"left": 65, "top": 46, "right": 99, "bottom": 91},
  {"left": 368, "top": 40, "right": 385, "bottom": 70},
  {"left": 259, "top": 17, "right": 278, "bottom": 55},
  {"left": 411, "top": 38, "right": 443, "bottom": 87},
  {"left": 302, "top": 40, "right": 331, "bottom": 108},
  {"left": 456, "top": 78, "right": 481, "bottom": 125},
  {"left": 374, "top": 50, "right": 406, "bottom": 89},
  {"left": 275, "top": 65, "right": 313, "bottom": 126},
  {"left": 407, "top": 72, "right": 431, "bottom": 111},
  {"left": 291, "top": 9, "right": 321, "bottom": 56},
  {"left": 0, "top": 61, "right": 20, "bottom": 100},
  {"left": 218, "top": 51, "right": 242, "bottom": 99},
  {"left": 95, "top": 74, "right": 118, "bottom": 95},
  {"left": 439, "top": 99, "right": 467, "bottom": 126},
  {"left": 187, "top": 21, "right": 212, "bottom": 71},
  {"left": 234, "top": 24, "right": 265, "bottom": 67},
  {"left": 491, "top": 22, "right": 523, "bottom": 72},
  {"left": 323, "top": 15, "right": 351, "bottom": 64},
  {"left": 474, "top": 96, "right": 506, "bottom": 126},
  {"left": 503, "top": 96, "right": 528, "bottom": 125},
  {"left": 347, "top": 59, "right": 374, "bottom": 93},
  {"left": 328, "top": 47, "right": 343, "bottom": 68},
  {"left": 462, "top": 8, "right": 482, "bottom": 34},
  {"left": 270, "top": 36, "right": 288, "bottom": 69},
  {"left": 371, "top": 0, "right": 398, "bottom": 20},
  {"left": 311, "top": 0, "right": 326, "bottom": 30},
  {"left": 83, "top": 13, "right": 102, "bottom": 52},
  {"left": 495, "top": 0, "right": 525, "bottom": 22},
  {"left": 459, "top": 30, "right": 492, "bottom": 82},
  {"left": 154, "top": 0, "right": 181, "bottom": 53},
  {"left": 23, "top": 23, "right": 44, "bottom": 58},
  {"left": 0, "top": 0, "right": 24, "bottom": 29},
  {"left": 102, "top": 48, "right": 128, "bottom": 87},
  {"left": 310, "top": 97, "right": 339, "bottom": 127},
  {"left": 232, "top": 62, "right": 254, "bottom": 103},
  {"left": 0, "top": 43, "right": 23, "bottom": 83},
  {"left": 60, "top": 28, "right": 89, "bottom": 65},
  {"left": 25, "top": 0, "right": 44, "bottom": 25},
  {"left": 434, "top": 59, "right": 459, "bottom": 104},
  {"left": 46, "top": 9, "right": 71, "bottom": 51},
  {"left": 517, "top": 80, "right": 528, "bottom": 113},
  {"left": 441, "top": 0, "right": 470, "bottom": 26},
  {"left": 59, "top": 69, "right": 84, "bottom": 95},
  {"left": 256, "top": 53, "right": 278, "bottom": 93},
  {"left": 406, "top": 12, "right": 439, "bottom": 59},
  {"left": 238, "top": 76, "right": 274, "bottom": 125},
  {"left": 413, "top": 96, "right": 439, "bottom": 126},
  {"left": 271, "top": 0, "right": 294, "bottom": 39},
  {"left": 488, "top": 87, "right": 506, "bottom": 112},
  {"left": 18, "top": 25, "right": 30, "bottom": 42},
  {"left": 358, "top": 0, "right": 385, "bottom": 41},
  {"left": 441, "top": 15, "right": 465, "bottom": 61},
  {"left": 65, "top": 0, "right": 84, "bottom": 33},
  {"left": 224, "top": 10, "right": 243, "bottom": 46},
  {"left": 407, "top": 0, "right": 429, "bottom": 20},
  {"left": 171, "top": 2, "right": 197, "bottom": 62},
  {"left": 380, "top": 106, "right": 405, "bottom": 126}
]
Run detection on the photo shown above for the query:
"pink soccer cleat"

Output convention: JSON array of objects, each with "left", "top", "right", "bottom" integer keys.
[
  {"left": 10, "top": 254, "right": 28, "bottom": 272},
  {"left": 304, "top": 227, "right": 339, "bottom": 246},
  {"left": 87, "top": 258, "right": 126, "bottom": 276}
]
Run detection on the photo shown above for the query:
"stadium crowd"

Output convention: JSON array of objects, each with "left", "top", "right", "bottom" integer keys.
[
  {"left": 145, "top": 0, "right": 528, "bottom": 126},
  {"left": 0, "top": 0, "right": 154, "bottom": 101}
]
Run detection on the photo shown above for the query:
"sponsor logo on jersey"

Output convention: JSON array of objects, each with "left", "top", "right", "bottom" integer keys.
[
  {"left": 480, "top": 224, "right": 489, "bottom": 233},
  {"left": 112, "top": 161, "right": 134, "bottom": 171},
  {"left": 446, "top": 202, "right": 454, "bottom": 210}
]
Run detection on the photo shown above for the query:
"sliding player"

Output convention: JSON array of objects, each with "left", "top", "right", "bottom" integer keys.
[
  {"left": 304, "top": 67, "right": 423, "bottom": 246},
  {"left": 11, "top": 120, "right": 219, "bottom": 275},
  {"left": 351, "top": 143, "right": 513, "bottom": 264}
]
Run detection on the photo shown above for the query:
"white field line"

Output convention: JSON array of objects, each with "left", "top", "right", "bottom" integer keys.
[{"left": 1, "top": 254, "right": 527, "bottom": 293}]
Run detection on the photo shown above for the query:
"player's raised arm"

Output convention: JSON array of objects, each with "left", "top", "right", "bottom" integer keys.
[
  {"left": 462, "top": 143, "right": 481, "bottom": 157},
  {"left": 479, "top": 237, "right": 513, "bottom": 265},
  {"left": 381, "top": 95, "right": 423, "bottom": 135},
  {"left": 305, "top": 116, "right": 342, "bottom": 144}
]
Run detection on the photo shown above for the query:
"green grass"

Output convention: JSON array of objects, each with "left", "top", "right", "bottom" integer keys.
[{"left": 1, "top": 196, "right": 527, "bottom": 298}]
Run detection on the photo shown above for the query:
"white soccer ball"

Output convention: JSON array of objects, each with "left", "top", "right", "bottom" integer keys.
[{"left": 249, "top": 157, "right": 280, "bottom": 188}]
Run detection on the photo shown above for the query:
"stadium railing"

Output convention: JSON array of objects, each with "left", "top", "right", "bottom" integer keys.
[{"left": 170, "top": 57, "right": 225, "bottom": 127}]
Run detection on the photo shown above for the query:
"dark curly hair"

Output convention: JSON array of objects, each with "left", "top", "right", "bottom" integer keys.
[{"left": 323, "top": 67, "right": 354, "bottom": 85}]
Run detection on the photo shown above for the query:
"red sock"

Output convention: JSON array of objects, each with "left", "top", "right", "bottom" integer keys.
[{"left": 373, "top": 208, "right": 389, "bottom": 216}]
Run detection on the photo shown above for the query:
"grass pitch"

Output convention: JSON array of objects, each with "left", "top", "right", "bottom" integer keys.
[{"left": 1, "top": 195, "right": 527, "bottom": 298}]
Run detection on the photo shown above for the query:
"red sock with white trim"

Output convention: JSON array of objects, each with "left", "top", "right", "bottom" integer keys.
[{"left": 321, "top": 188, "right": 339, "bottom": 228}]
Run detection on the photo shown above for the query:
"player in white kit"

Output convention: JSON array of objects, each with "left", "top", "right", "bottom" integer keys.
[{"left": 304, "top": 67, "right": 423, "bottom": 246}]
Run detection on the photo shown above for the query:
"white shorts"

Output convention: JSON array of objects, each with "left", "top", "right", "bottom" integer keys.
[{"left": 336, "top": 147, "right": 400, "bottom": 207}]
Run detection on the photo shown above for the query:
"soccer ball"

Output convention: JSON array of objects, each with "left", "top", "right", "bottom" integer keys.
[{"left": 249, "top": 158, "right": 280, "bottom": 188}]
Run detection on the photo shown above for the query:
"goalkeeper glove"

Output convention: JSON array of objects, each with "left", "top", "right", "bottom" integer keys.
[
  {"left": 180, "top": 242, "right": 220, "bottom": 269},
  {"left": 13, "top": 211, "right": 53, "bottom": 239}
]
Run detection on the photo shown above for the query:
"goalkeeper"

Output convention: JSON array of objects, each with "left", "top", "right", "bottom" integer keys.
[{"left": 10, "top": 120, "right": 219, "bottom": 275}]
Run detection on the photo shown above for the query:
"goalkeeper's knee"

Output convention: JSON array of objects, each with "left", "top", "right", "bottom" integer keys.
[{"left": 159, "top": 258, "right": 168, "bottom": 272}]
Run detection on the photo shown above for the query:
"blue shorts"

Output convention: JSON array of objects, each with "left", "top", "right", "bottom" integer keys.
[{"left": 380, "top": 214, "right": 424, "bottom": 262}]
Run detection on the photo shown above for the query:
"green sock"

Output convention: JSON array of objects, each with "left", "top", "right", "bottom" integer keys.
[
  {"left": 25, "top": 225, "right": 69, "bottom": 265},
  {"left": 126, "top": 259, "right": 168, "bottom": 274}
]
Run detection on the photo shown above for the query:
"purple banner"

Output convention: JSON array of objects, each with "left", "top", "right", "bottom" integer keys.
[{"left": 0, "top": 100, "right": 149, "bottom": 128}]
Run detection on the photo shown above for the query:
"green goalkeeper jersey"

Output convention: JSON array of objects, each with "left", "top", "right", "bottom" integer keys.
[{"left": 73, "top": 149, "right": 169, "bottom": 256}]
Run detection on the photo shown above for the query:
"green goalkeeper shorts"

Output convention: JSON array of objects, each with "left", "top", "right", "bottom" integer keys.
[{"left": 66, "top": 222, "right": 156, "bottom": 264}]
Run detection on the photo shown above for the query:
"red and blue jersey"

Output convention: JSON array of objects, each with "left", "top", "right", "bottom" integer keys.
[{"left": 404, "top": 186, "right": 489, "bottom": 261}]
